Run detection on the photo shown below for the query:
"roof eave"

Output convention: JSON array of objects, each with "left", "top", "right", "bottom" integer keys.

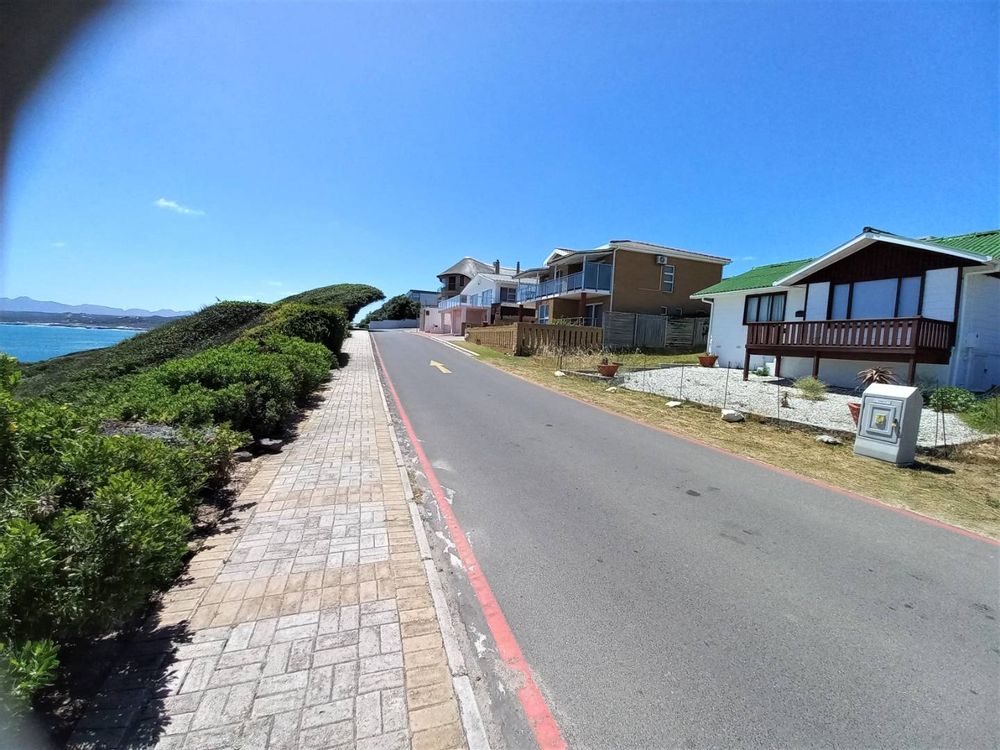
[{"left": 772, "top": 231, "right": 992, "bottom": 287}]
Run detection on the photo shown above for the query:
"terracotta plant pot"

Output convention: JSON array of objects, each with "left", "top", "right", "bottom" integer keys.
[
  {"left": 698, "top": 354, "right": 718, "bottom": 368},
  {"left": 847, "top": 402, "right": 862, "bottom": 426},
  {"left": 597, "top": 363, "right": 621, "bottom": 377}
]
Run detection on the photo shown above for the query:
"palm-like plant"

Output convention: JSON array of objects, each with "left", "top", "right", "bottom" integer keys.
[{"left": 857, "top": 366, "right": 897, "bottom": 390}]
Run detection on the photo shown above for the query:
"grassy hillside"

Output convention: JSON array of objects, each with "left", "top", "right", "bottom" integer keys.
[
  {"left": 279, "top": 284, "right": 384, "bottom": 320},
  {"left": 17, "top": 302, "right": 269, "bottom": 400}
]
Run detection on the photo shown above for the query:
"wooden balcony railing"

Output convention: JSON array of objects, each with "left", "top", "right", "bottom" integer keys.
[{"left": 746, "top": 317, "right": 954, "bottom": 353}]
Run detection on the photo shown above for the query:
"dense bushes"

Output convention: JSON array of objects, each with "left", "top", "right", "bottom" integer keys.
[
  {"left": 1, "top": 286, "right": 371, "bottom": 711},
  {"left": 0, "top": 361, "right": 245, "bottom": 709},
  {"left": 359, "top": 295, "right": 421, "bottom": 327},
  {"left": 103, "top": 335, "right": 333, "bottom": 437},
  {"left": 240, "top": 302, "right": 348, "bottom": 353},
  {"left": 279, "top": 283, "right": 384, "bottom": 320}
]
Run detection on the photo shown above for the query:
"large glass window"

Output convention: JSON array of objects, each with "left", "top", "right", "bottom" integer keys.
[
  {"left": 499, "top": 286, "right": 517, "bottom": 303},
  {"left": 829, "top": 283, "right": 850, "bottom": 319},
  {"left": 897, "top": 276, "right": 921, "bottom": 317},
  {"left": 849, "top": 278, "right": 897, "bottom": 319},
  {"left": 744, "top": 292, "right": 787, "bottom": 323}
]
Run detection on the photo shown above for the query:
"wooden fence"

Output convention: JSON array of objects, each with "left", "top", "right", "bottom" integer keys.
[
  {"left": 467, "top": 322, "right": 603, "bottom": 355},
  {"left": 603, "top": 312, "right": 708, "bottom": 351}
]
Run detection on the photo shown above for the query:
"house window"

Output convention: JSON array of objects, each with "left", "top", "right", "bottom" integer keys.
[
  {"left": 661, "top": 264, "right": 675, "bottom": 293},
  {"left": 744, "top": 292, "right": 787, "bottom": 323},
  {"left": 499, "top": 286, "right": 517, "bottom": 303},
  {"left": 447, "top": 276, "right": 457, "bottom": 291},
  {"left": 896, "top": 276, "right": 921, "bottom": 317},
  {"left": 828, "top": 276, "right": 924, "bottom": 319},
  {"left": 537, "top": 303, "right": 550, "bottom": 324}
]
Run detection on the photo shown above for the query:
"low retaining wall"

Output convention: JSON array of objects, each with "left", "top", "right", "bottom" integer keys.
[
  {"left": 467, "top": 322, "right": 603, "bottom": 355},
  {"left": 368, "top": 319, "right": 419, "bottom": 330}
]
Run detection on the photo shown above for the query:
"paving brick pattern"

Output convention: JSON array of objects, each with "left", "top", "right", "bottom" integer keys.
[{"left": 68, "top": 332, "right": 466, "bottom": 750}]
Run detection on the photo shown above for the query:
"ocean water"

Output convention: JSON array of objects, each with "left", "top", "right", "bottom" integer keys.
[{"left": 0, "top": 324, "right": 139, "bottom": 363}]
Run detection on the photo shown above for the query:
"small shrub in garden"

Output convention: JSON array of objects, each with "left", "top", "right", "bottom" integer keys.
[
  {"left": 795, "top": 376, "right": 828, "bottom": 401},
  {"left": 928, "top": 386, "right": 976, "bottom": 413},
  {"left": 0, "top": 639, "right": 59, "bottom": 714},
  {"left": 960, "top": 396, "right": 1000, "bottom": 434}
]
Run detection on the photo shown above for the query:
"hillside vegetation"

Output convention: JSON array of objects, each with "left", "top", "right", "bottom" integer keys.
[
  {"left": 18, "top": 302, "right": 269, "bottom": 400},
  {"left": 279, "top": 283, "right": 384, "bottom": 320},
  {"left": 1, "top": 284, "right": 380, "bottom": 718}
]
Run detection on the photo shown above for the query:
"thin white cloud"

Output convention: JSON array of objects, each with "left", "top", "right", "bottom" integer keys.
[
  {"left": 741, "top": 256, "right": 757, "bottom": 261},
  {"left": 154, "top": 197, "right": 205, "bottom": 216},
  {"left": 51, "top": 241, "right": 66, "bottom": 248},
  {"left": 266, "top": 281, "right": 283, "bottom": 287}
]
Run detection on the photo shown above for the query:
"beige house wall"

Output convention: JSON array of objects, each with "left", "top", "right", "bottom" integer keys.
[{"left": 610, "top": 249, "right": 721, "bottom": 316}]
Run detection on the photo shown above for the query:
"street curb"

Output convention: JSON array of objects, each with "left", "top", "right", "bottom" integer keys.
[{"left": 366, "top": 332, "right": 491, "bottom": 750}]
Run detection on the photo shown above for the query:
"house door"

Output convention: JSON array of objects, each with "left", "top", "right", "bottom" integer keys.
[{"left": 585, "top": 303, "right": 604, "bottom": 327}]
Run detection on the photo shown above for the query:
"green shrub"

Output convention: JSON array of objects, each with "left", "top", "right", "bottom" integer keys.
[
  {"left": 358, "top": 295, "right": 421, "bottom": 327},
  {"left": 280, "top": 283, "right": 384, "bottom": 320},
  {"left": 795, "top": 376, "right": 828, "bottom": 401},
  {"left": 104, "top": 335, "right": 332, "bottom": 437},
  {"left": 960, "top": 396, "right": 1000, "bottom": 434},
  {"left": 0, "top": 639, "right": 59, "bottom": 712},
  {"left": 928, "top": 386, "right": 977, "bottom": 413},
  {"left": 241, "top": 303, "right": 348, "bottom": 353}
]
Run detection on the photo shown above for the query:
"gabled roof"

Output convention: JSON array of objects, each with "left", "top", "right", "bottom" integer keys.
[
  {"left": 925, "top": 229, "right": 1000, "bottom": 260},
  {"left": 437, "top": 257, "right": 494, "bottom": 279},
  {"left": 773, "top": 229, "right": 993, "bottom": 286},
  {"left": 691, "top": 258, "right": 814, "bottom": 297}
]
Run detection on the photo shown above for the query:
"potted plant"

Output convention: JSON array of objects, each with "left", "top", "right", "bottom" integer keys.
[
  {"left": 597, "top": 356, "right": 622, "bottom": 377},
  {"left": 849, "top": 367, "right": 898, "bottom": 425},
  {"left": 697, "top": 352, "right": 718, "bottom": 368}
]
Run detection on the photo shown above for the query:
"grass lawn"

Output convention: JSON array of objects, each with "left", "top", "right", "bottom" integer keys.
[
  {"left": 456, "top": 340, "right": 1000, "bottom": 539},
  {"left": 961, "top": 396, "right": 1000, "bottom": 435}
]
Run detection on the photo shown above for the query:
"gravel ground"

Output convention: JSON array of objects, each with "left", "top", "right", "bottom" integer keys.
[{"left": 619, "top": 366, "right": 988, "bottom": 448}]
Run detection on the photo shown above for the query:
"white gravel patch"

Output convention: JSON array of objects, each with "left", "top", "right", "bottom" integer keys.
[{"left": 619, "top": 366, "right": 988, "bottom": 448}]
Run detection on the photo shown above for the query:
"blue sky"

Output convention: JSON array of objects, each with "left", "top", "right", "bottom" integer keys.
[{"left": 2, "top": 1, "right": 997, "bottom": 316}]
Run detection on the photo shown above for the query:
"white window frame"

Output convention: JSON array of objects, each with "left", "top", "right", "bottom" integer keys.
[{"left": 661, "top": 264, "right": 675, "bottom": 293}]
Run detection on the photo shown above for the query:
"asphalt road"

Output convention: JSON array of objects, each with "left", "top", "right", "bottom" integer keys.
[{"left": 373, "top": 330, "right": 1000, "bottom": 749}]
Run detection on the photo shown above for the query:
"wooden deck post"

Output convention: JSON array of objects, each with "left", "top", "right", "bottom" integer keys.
[
  {"left": 906, "top": 357, "right": 917, "bottom": 385},
  {"left": 811, "top": 354, "right": 820, "bottom": 378},
  {"left": 743, "top": 350, "right": 751, "bottom": 381},
  {"left": 578, "top": 292, "right": 587, "bottom": 319},
  {"left": 518, "top": 304, "right": 525, "bottom": 322},
  {"left": 774, "top": 355, "right": 782, "bottom": 378}
]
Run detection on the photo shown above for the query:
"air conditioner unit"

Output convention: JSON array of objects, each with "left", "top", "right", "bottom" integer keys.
[{"left": 655, "top": 255, "right": 669, "bottom": 264}]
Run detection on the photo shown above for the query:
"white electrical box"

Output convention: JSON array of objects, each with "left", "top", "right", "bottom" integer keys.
[{"left": 853, "top": 383, "right": 923, "bottom": 466}]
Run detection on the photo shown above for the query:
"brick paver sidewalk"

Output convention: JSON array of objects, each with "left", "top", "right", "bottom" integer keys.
[{"left": 69, "top": 332, "right": 474, "bottom": 750}]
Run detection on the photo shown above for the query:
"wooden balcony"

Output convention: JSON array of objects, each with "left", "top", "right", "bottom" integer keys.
[{"left": 743, "top": 316, "right": 955, "bottom": 382}]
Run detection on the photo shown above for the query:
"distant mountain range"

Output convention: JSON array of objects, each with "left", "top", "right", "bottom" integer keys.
[{"left": 0, "top": 296, "right": 191, "bottom": 318}]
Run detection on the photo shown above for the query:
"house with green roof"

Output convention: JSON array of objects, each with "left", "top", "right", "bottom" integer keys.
[{"left": 691, "top": 228, "right": 1000, "bottom": 390}]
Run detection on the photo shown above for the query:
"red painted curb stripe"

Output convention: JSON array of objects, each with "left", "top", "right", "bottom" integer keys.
[{"left": 371, "top": 338, "right": 567, "bottom": 750}]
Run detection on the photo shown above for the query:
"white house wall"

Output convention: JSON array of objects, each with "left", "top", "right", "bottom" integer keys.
[
  {"left": 952, "top": 272, "right": 1000, "bottom": 391},
  {"left": 706, "top": 287, "right": 805, "bottom": 371}
]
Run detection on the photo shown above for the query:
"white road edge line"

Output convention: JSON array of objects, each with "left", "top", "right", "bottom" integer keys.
[
  {"left": 411, "top": 330, "right": 480, "bottom": 357},
  {"left": 368, "top": 332, "right": 491, "bottom": 750}
]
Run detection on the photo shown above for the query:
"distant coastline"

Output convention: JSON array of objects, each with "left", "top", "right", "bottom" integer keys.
[
  {"left": 0, "top": 321, "right": 146, "bottom": 331},
  {"left": 0, "top": 310, "right": 173, "bottom": 331}
]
